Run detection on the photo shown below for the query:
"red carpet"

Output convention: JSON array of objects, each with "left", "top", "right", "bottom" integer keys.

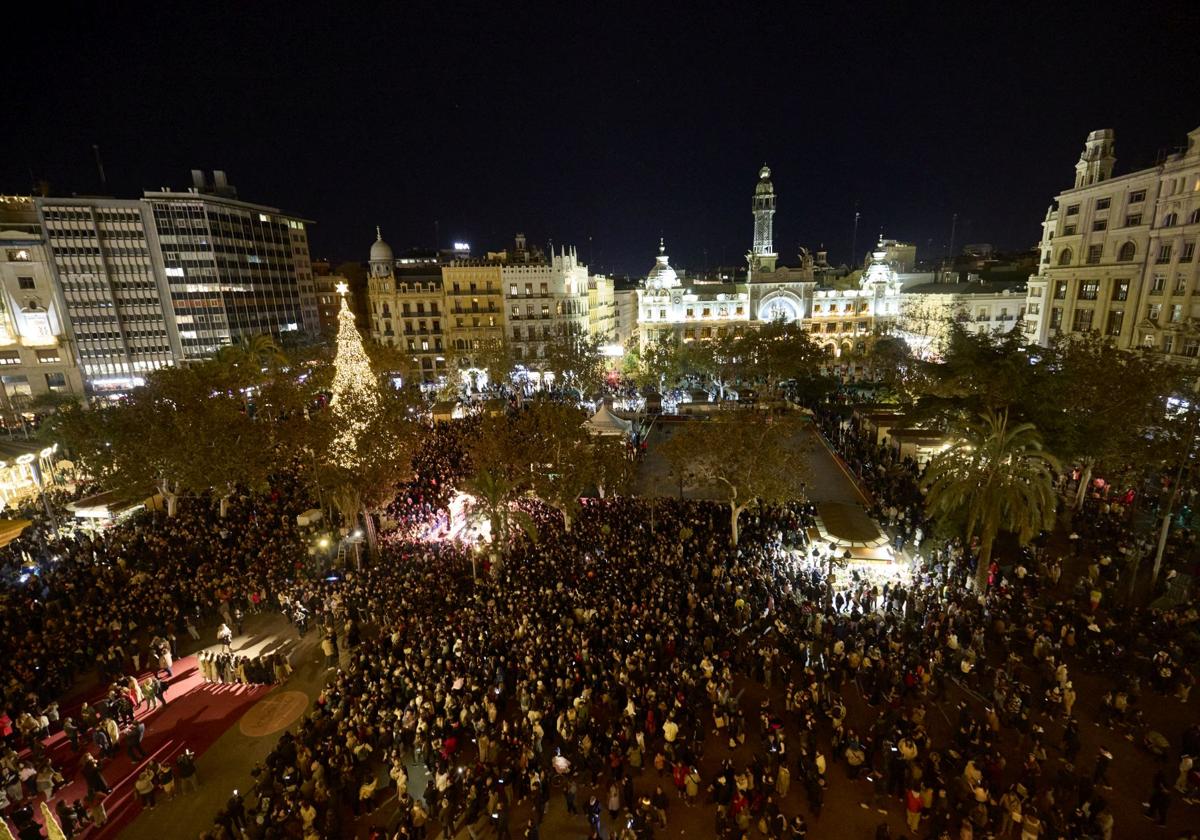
[{"left": 14, "top": 654, "right": 272, "bottom": 839}]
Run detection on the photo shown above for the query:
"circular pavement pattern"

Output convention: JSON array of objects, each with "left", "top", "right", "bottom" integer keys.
[{"left": 239, "top": 690, "right": 309, "bottom": 737}]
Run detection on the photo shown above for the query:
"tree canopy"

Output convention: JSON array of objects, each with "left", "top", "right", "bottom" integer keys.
[{"left": 661, "top": 409, "right": 809, "bottom": 545}]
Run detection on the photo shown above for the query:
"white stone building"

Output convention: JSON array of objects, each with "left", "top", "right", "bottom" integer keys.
[
  {"left": 0, "top": 197, "right": 86, "bottom": 411},
  {"left": 637, "top": 166, "right": 904, "bottom": 358},
  {"left": 897, "top": 280, "right": 1027, "bottom": 358},
  {"left": 1024, "top": 126, "right": 1200, "bottom": 360}
]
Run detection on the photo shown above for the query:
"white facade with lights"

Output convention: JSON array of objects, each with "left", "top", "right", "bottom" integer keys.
[
  {"left": 637, "top": 167, "right": 903, "bottom": 357},
  {"left": 1024, "top": 126, "right": 1200, "bottom": 360},
  {"left": 0, "top": 197, "right": 86, "bottom": 409}
]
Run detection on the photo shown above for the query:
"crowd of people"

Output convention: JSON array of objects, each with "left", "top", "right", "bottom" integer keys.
[
  {"left": 0, "top": 475, "right": 316, "bottom": 837},
  {"left": 2, "top": 403, "right": 1199, "bottom": 839}
]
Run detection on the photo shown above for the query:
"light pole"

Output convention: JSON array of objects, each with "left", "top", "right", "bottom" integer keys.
[{"left": 1149, "top": 381, "right": 1200, "bottom": 594}]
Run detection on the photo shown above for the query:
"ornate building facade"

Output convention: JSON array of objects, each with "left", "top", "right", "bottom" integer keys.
[
  {"left": 1024, "top": 126, "right": 1200, "bottom": 360},
  {"left": 637, "top": 166, "right": 903, "bottom": 357},
  {"left": 366, "top": 230, "right": 447, "bottom": 382}
]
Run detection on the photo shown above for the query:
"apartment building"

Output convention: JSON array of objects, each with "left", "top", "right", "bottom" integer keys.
[{"left": 1025, "top": 127, "right": 1200, "bottom": 359}]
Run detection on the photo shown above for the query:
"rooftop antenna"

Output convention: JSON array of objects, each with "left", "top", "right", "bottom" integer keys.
[
  {"left": 92, "top": 144, "right": 107, "bottom": 191},
  {"left": 850, "top": 203, "right": 861, "bottom": 267},
  {"left": 948, "top": 212, "right": 959, "bottom": 267}
]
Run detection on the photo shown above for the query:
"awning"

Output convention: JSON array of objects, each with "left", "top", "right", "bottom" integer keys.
[
  {"left": 812, "top": 502, "right": 889, "bottom": 553},
  {"left": 584, "top": 404, "right": 634, "bottom": 437},
  {"left": 66, "top": 488, "right": 158, "bottom": 519},
  {"left": 0, "top": 518, "right": 31, "bottom": 548}
]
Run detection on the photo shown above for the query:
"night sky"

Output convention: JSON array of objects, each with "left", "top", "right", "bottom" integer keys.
[{"left": 6, "top": 2, "right": 1199, "bottom": 275}]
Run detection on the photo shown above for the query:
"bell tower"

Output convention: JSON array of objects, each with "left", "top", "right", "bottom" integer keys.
[
  {"left": 748, "top": 164, "right": 778, "bottom": 278},
  {"left": 1074, "top": 129, "right": 1116, "bottom": 188}
]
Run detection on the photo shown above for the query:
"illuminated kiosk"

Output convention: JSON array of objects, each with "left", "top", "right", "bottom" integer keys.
[
  {"left": 810, "top": 502, "right": 892, "bottom": 562},
  {"left": 0, "top": 441, "right": 59, "bottom": 511}
]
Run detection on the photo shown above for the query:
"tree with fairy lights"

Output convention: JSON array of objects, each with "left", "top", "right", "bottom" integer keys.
[
  {"left": 322, "top": 285, "right": 416, "bottom": 560},
  {"left": 330, "top": 284, "right": 380, "bottom": 467}
]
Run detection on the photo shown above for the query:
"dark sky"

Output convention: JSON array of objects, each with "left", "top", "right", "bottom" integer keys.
[{"left": 6, "top": 2, "right": 1199, "bottom": 275}]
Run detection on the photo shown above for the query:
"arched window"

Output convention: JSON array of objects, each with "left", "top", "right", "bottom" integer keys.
[
  {"left": 1118, "top": 241, "right": 1136, "bottom": 261},
  {"left": 1058, "top": 248, "right": 1073, "bottom": 266},
  {"left": 1163, "top": 212, "right": 1178, "bottom": 227},
  {"left": 1189, "top": 209, "right": 1200, "bottom": 225}
]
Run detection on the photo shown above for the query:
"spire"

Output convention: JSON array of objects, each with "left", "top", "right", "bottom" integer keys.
[{"left": 375, "top": 225, "right": 382, "bottom": 241}]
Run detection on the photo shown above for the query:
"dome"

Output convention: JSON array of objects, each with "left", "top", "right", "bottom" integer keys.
[
  {"left": 646, "top": 239, "right": 680, "bottom": 290},
  {"left": 755, "top": 164, "right": 774, "bottom": 195},
  {"left": 370, "top": 226, "right": 393, "bottom": 263}
]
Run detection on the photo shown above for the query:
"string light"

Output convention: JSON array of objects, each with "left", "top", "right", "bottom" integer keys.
[{"left": 330, "top": 293, "right": 379, "bottom": 467}]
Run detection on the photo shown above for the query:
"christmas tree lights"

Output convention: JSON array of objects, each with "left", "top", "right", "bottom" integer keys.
[{"left": 330, "top": 293, "right": 379, "bottom": 467}]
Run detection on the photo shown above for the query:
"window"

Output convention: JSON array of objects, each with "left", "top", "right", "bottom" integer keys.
[
  {"left": 1078, "top": 281, "right": 1099, "bottom": 300},
  {"left": 1185, "top": 339, "right": 1199, "bottom": 358},
  {"left": 17, "top": 276, "right": 35, "bottom": 290},
  {"left": 1117, "top": 241, "right": 1136, "bottom": 261},
  {"left": 1063, "top": 225, "right": 1077, "bottom": 236},
  {"left": 0, "top": 352, "right": 20, "bottom": 366},
  {"left": 1164, "top": 335, "right": 1175, "bottom": 354},
  {"left": 1106, "top": 310, "right": 1124, "bottom": 336},
  {"left": 1086, "top": 244, "right": 1102, "bottom": 264},
  {"left": 524, "top": 283, "right": 532, "bottom": 295},
  {"left": 1129, "top": 189, "right": 1146, "bottom": 203},
  {"left": 1057, "top": 248, "right": 1073, "bottom": 266},
  {"left": 1072, "top": 309, "right": 1094, "bottom": 332},
  {"left": 1095, "top": 197, "right": 1111, "bottom": 210},
  {"left": 1175, "top": 276, "right": 1188, "bottom": 294},
  {"left": 1148, "top": 303, "right": 1162, "bottom": 322},
  {"left": 1092, "top": 219, "right": 1107, "bottom": 231},
  {"left": 1066, "top": 204, "right": 1080, "bottom": 216},
  {"left": 686, "top": 308, "right": 694, "bottom": 318},
  {"left": 510, "top": 305, "right": 519, "bottom": 318},
  {"left": 512, "top": 327, "right": 521, "bottom": 340},
  {"left": 1125, "top": 214, "right": 1142, "bottom": 227},
  {"left": 1151, "top": 274, "right": 1166, "bottom": 293},
  {"left": 1156, "top": 245, "right": 1173, "bottom": 264},
  {"left": 1170, "top": 304, "right": 1183, "bottom": 323},
  {"left": 1189, "top": 209, "right": 1200, "bottom": 225},
  {"left": 509, "top": 283, "right": 517, "bottom": 295},
  {"left": 36, "top": 349, "right": 61, "bottom": 363},
  {"left": 539, "top": 283, "right": 548, "bottom": 295},
  {"left": 1049, "top": 308, "right": 1063, "bottom": 330},
  {"left": 1028, "top": 302, "right": 1041, "bottom": 315},
  {"left": 1162, "top": 212, "right": 1178, "bottom": 227},
  {"left": 1182, "top": 242, "right": 1196, "bottom": 262},
  {"left": 1053, "top": 281, "right": 1068, "bottom": 299}
]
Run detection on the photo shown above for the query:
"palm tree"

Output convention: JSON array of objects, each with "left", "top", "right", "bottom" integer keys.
[
  {"left": 214, "top": 334, "right": 288, "bottom": 412},
  {"left": 922, "top": 409, "right": 1059, "bottom": 591}
]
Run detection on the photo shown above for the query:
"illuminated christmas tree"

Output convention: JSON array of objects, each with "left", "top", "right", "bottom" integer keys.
[{"left": 330, "top": 284, "right": 379, "bottom": 467}]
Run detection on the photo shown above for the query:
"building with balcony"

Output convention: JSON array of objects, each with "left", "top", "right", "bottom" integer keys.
[
  {"left": 637, "top": 166, "right": 903, "bottom": 360},
  {"left": 587, "top": 273, "right": 616, "bottom": 345},
  {"left": 897, "top": 278, "right": 1027, "bottom": 358},
  {"left": 0, "top": 197, "right": 86, "bottom": 415},
  {"left": 1025, "top": 126, "right": 1200, "bottom": 359},
  {"left": 366, "top": 232, "right": 447, "bottom": 383},
  {"left": 500, "top": 240, "right": 589, "bottom": 376}
]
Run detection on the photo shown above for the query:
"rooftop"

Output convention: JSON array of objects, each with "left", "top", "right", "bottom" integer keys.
[{"left": 903, "top": 281, "right": 1026, "bottom": 295}]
